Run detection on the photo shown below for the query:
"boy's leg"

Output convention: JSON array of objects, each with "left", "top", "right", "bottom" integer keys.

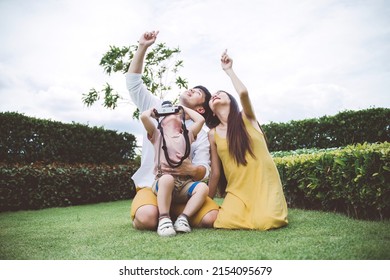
[
  {"left": 174, "top": 182, "right": 209, "bottom": 233},
  {"left": 155, "top": 174, "right": 175, "bottom": 216},
  {"left": 154, "top": 175, "right": 176, "bottom": 237},
  {"left": 171, "top": 182, "right": 219, "bottom": 228},
  {"left": 181, "top": 182, "right": 209, "bottom": 218},
  {"left": 172, "top": 199, "right": 219, "bottom": 228}
]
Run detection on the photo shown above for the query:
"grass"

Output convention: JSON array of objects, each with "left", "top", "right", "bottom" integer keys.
[{"left": 0, "top": 199, "right": 389, "bottom": 260}]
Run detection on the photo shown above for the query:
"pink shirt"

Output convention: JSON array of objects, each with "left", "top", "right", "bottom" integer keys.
[{"left": 149, "top": 129, "right": 195, "bottom": 175}]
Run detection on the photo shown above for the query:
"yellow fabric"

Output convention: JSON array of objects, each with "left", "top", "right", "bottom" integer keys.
[
  {"left": 213, "top": 115, "right": 288, "bottom": 230},
  {"left": 130, "top": 187, "right": 219, "bottom": 227}
]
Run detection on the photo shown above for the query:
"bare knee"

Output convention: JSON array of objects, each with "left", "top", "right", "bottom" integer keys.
[
  {"left": 193, "top": 182, "right": 209, "bottom": 198},
  {"left": 159, "top": 174, "right": 175, "bottom": 186},
  {"left": 199, "top": 209, "right": 218, "bottom": 228},
  {"left": 133, "top": 205, "right": 158, "bottom": 230}
]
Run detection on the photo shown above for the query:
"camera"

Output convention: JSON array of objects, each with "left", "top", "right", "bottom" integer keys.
[{"left": 155, "top": 101, "right": 180, "bottom": 117}]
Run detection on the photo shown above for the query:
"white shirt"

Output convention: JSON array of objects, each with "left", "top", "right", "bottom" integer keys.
[{"left": 126, "top": 73, "right": 211, "bottom": 187}]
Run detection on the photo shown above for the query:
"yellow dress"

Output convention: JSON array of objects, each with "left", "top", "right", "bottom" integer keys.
[{"left": 213, "top": 115, "right": 288, "bottom": 230}]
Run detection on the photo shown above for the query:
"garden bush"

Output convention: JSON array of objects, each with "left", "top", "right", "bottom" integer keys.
[
  {"left": 263, "top": 107, "right": 390, "bottom": 151},
  {"left": 0, "top": 162, "right": 138, "bottom": 211},
  {"left": 0, "top": 112, "right": 137, "bottom": 164},
  {"left": 274, "top": 142, "right": 390, "bottom": 220}
]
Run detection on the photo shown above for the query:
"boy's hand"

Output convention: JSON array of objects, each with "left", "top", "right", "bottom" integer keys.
[{"left": 151, "top": 108, "right": 159, "bottom": 119}]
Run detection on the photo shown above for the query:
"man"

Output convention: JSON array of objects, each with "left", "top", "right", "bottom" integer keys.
[{"left": 127, "top": 30, "right": 218, "bottom": 231}]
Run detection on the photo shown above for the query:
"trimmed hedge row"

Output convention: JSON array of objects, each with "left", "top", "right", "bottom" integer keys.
[
  {"left": 0, "top": 162, "right": 138, "bottom": 211},
  {"left": 274, "top": 142, "right": 390, "bottom": 220},
  {"left": 0, "top": 112, "right": 137, "bottom": 164},
  {"left": 2, "top": 143, "right": 388, "bottom": 219},
  {"left": 263, "top": 107, "right": 390, "bottom": 151}
]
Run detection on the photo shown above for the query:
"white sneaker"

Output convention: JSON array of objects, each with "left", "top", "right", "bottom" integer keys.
[
  {"left": 157, "top": 217, "right": 176, "bottom": 237},
  {"left": 174, "top": 216, "right": 191, "bottom": 233}
]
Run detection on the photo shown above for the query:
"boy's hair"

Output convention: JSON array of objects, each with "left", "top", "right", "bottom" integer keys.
[{"left": 194, "top": 85, "right": 212, "bottom": 120}]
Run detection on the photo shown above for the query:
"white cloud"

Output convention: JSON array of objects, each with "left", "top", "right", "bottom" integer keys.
[{"left": 0, "top": 0, "right": 389, "bottom": 146}]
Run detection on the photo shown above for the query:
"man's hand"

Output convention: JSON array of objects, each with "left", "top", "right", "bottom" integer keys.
[
  {"left": 139, "top": 30, "right": 159, "bottom": 48},
  {"left": 161, "top": 158, "right": 193, "bottom": 176},
  {"left": 128, "top": 30, "right": 159, "bottom": 73},
  {"left": 161, "top": 158, "right": 205, "bottom": 181}
]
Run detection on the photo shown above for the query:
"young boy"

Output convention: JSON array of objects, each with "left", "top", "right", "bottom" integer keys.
[{"left": 140, "top": 105, "right": 209, "bottom": 237}]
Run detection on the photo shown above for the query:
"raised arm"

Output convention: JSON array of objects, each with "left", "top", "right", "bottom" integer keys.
[
  {"left": 128, "top": 31, "right": 159, "bottom": 74},
  {"left": 126, "top": 31, "right": 161, "bottom": 113},
  {"left": 221, "top": 50, "right": 257, "bottom": 122},
  {"left": 182, "top": 106, "right": 205, "bottom": 138},
  {"left": 140, "top": 108, "right": 158, "bottom": 138}
]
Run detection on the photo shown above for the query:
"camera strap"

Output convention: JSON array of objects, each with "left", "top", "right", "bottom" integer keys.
[{"left": 157, "top": 106, "right": 191, "bottom": 169}]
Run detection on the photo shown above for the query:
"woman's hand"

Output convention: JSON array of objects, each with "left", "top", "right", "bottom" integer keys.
[{"left": 221, "top": 49, "right": 233, "bottom": 71}]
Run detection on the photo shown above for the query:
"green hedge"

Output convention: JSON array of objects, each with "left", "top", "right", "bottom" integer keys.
[
  {"left": 263, "top": 107, "right": 390, "bottom": 151},
  {"left": 0, "top": 162, "right": 138, "bottom": 211},
  {"left": 0, "top": 112, "right": 137, "bottom": 164},
  {"left": 275, "top": 142, "right": 390, "bottom": 220}
]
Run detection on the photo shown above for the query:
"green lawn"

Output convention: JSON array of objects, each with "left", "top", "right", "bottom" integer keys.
[{"left": 0, "top": 199, "right": 389, "bottom": 260}]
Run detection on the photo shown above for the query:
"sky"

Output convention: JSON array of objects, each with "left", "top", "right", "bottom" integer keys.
[{"left": 1, "top": 0, "right": 389, "bottom": 147}]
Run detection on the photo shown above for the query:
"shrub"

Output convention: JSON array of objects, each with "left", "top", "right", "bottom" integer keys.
[
  {"left": 0, "top": 162, "right": 138, "bottom": 211},
  {"left": 274, "top": 142, "right": 390, "bottom": 220},
  {"left": 263, "top": 107, "right": 390, "bottom": 151},
  {"left": 0, "top": 112, "right": 137, "bottom": 164}
]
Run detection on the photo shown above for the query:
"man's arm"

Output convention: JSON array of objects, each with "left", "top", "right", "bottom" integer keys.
[
  {"left": 167, "top": 159, "right": 207, "bottom": 182},
  {"left": 126, "top": 31, "right": 160, "bottom": 112},
  {"left": 190, "top": 128, "right": 210, "bottom": 181},
  {"left": 128, "top": 31, "right": 159, "bottom": 74}
]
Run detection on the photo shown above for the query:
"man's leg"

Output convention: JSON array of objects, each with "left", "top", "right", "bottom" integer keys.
[
  {"left": 198, "top": 209, "right": 219, "bottom": 228},
  {"left": 130, "top": 188, "right": 159, "bottom": 230}
]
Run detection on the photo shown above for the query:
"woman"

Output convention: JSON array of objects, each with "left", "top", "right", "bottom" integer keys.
[{"left": 207, "top": 50, "right": 288, "bottom": 230}]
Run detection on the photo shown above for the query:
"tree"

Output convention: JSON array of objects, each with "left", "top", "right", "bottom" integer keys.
[{"left": 82, "top": 43, "right": 188, "bottom": 119}]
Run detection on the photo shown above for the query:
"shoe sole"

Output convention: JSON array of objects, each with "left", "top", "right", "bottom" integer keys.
[
  {"left": 174, "top": 226, "right": 191, "bottom": 233},
  {"left": 158, "top": 229, "right": 176, "bottom": 237}
]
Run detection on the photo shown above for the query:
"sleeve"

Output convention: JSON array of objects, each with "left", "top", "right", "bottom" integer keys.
[
  {"left": 190, "top": 127, "right": 211, "bottom": 180},
  {"left": 126, "top": 72, "right": 160, "bottom": 112}
]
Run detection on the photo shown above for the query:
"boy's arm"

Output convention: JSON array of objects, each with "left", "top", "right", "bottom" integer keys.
[
  {"left": 140, "top": 108, "right": 158, "bottom": 138},
  {"left": 182, "top": 106, "right": 205, "bottom": 138}
]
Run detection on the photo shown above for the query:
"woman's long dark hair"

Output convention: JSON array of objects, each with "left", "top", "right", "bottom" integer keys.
[
  {"left": 207, "top": 91, "right": 255, "bottom": 166},
  {"left": 207, "top": 91, "right": 256, "bottom": 197}
]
